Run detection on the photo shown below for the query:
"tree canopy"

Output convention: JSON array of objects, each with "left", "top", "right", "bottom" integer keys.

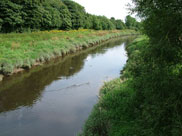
[
  {"left": 0, "top": 0, "right": 140, "bottom": 33},
  {"left": 125, "top": 15, "right": 141, "bottom": 31}
]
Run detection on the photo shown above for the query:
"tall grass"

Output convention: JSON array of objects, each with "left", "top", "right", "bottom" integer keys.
[{"left": 0, "top": 29, "right": 138, "bottom": 76}]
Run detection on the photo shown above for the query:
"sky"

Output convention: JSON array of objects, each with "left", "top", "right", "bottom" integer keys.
[{"left": 72, "top": 0, "right": 133, "bottom": 21}]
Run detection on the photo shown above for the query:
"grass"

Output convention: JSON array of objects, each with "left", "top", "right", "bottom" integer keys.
[
  {"left": 79, "top": 36, "right": 148, "bottom": 136},
  {"left": 0, "top": 29, "right": 138, "bottom": 76},
  {"left": 79, "top": 79, "right": 136, "bottom": 136}
]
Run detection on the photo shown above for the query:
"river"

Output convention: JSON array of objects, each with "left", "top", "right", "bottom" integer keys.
[{"left": 0, "top": 37, "right": 135, "bottom": 136}]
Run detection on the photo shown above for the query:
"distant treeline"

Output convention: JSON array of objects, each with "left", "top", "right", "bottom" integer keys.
[{"left": 0, "top": 0, "right": 141, "bottom": 33}]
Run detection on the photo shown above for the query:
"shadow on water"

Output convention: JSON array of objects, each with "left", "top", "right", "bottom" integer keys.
[{"left": 0, "top": 36, "right": 136, "bottom": 136}]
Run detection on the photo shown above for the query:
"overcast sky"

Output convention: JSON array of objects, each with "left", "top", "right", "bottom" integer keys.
[{"left": 72, "top": 0, "right": 133, "bottom": 21}]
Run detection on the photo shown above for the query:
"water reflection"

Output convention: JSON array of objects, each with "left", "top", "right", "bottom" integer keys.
[{"left": 0, "top": 36, "right": 136, "bottom": 136}]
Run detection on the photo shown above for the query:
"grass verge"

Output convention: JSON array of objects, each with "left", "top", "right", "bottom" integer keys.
[{"left": 0, "top": 29, "right": 138, "bottom": 78}]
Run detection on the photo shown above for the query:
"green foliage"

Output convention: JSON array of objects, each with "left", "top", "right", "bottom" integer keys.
[
  {"left": 62, "top": 0, "right": 86, "bottom": 29},
  {"left": 122, "top": 36, "right": 182, "bottom": 136},
  {"left": 110, "top": 17, "right": 126, "bottom": 30},
  {"left": 125, "top": 15, "right": 141, "bottom": 31},
  {"left": 58, "top": 2, "right": 72, "bottom": 30},
  {"left": 0, "top": 0, "right": 140, "bottom": 32},
  {"left": 0, "top": 0, "right": 73, "bottom": 32},
  {"left": 92, "top": 15, "right": 102, "bottom": 30},
  {"left": 132, "top": 0, "right": 182, "bottom": 63},
  {"left": 0, "top": 0, "right": 24, "bottom": 32},
  {"left": 126, "top": 0, "right": 182, "bottom": 135},
  {"left": 0, "top": 18, "right": 3, "bottom": 31},
  {"left": 84, "top": 13, "right": 94, "bottom": 29}
]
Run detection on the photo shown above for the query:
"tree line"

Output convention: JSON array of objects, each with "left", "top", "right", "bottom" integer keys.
[{"left": 0, "top": 0, "right": 141, "bottom": 33}]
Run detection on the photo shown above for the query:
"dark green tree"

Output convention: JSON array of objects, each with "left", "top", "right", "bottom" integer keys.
[
  {"left": 110, "top": 17, "right": 116, "bottom": 26},
  {"left": 99, "top": 16, "right": 115, "bottom": 30},
  {"left": 44, "top": 0, "right": 72, "bottom": 30},
  {"left": 59, "top": 3, "right": 72, "bottom": 30},
  {"left": 84, "top": 13, "right": 94, "bottom": 29},
  {"left": 21, "top": 0, "right": 44, "bottom": 31},
  {"left": 62, "top": 0, "right": 86, "bottom": 29},
  {"left": 92, "top": 15, "right": 102, "bottom": 30},
  {"left": 124, "top": 0, "right": 182, "bottom": 135},
  {"left": 125, "top": 15, "right": 141, "bottom": 30},
  {"left": 110, "top": 17, "right": 126, "bottom": 30},
  {"left": 0, "top": 0, "right": 24, "bottom": 32},
  {"left": 0, "top": 18, "right": 3, "bottom": 31},
  {"left": 115, "top": 19, "right": 125, "bottom": 30},
  {"left": 0, "top": 0, "right": 129, "bottom": 32}
]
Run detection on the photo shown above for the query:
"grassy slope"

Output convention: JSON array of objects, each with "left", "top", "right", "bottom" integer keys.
[
  {"left": 80, "top": 36, "right": 148, "bottom": 136},
  {"left": 0, "top": 29, "right": 137, "bottom": 76}
]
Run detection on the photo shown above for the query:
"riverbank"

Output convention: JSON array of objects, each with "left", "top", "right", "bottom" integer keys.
[
  {"left": 0, "top": 37, "right": 136, "bottom": 136},
  {"left": 80, "top": 36, "right": 148, "bottom": 136},
  {"left": 0, "top": 29, "right": 138, "bottom": 81},
  {"left": 0, "top": 37, "right": 136, "bottom": 91}
]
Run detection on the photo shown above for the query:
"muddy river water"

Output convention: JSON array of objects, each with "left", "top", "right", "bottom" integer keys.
[{"left": 0, "top": 37, "right": 136, "bottom": 136}]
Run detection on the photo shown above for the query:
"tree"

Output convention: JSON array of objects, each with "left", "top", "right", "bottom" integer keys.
[
  {"left": 125, "top": 15, "right": 141, "bottom": 30},
  {"left": 115, "top": 19, "right": 125, "bottom": 30},
  {"left": 0, "top": 18, "right": 3, "bottom": 31},
  {"left": 44, "top": 0, "right": 72, "bottom": 30},
  {"left": 62, "top": 0, "right": 86, "bottom": 29},
  {"left": 0, "top": 0, "right": 124, "bottom": 32},
  {"left": 110, "top": 17, "right": 126, "bottom": 30},
  {"left": 132, "top": 0, "right": 182, "bottom": 51},
  {"left": 0, "top": 0, "right": 24, "bottom": 32},
  {"left": 92, "top": 15, "right": 102, "bottom": 30},
  {"left": 59, "top": 3, "right": 72, "bottom": 30},
  {"left": 126, "top": 0, "right": 182, "bottom": 135},
  {"left": 84, "top": 13, "right": 94, "bottom": 29}
]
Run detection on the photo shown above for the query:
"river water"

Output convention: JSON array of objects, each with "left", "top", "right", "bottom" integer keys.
[{"left": 0, "top": 37, "right": 135, "bottom": 136}]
